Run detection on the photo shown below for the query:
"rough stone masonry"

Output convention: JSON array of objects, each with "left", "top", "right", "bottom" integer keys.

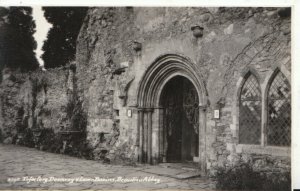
[{"left": 0, "top": 7, "right": 291, "bottom": 175}]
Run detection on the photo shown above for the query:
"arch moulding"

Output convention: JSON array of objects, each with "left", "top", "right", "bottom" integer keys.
[{"left": 136, "top": 54, "right": 208, "bottom": 171}]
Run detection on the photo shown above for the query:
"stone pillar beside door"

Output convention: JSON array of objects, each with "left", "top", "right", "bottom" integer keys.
[
  {"left": 146, "top": 108, "right": 153, "bottom": 164},
  {"left": 138, "top": 107, "right": 155, "bottom": 164},
  {"left": 199, "top": 105, "right": 207, "bottom": 173},
  {"left": 138, "top": 109, "right": 144, "bottom": 163},
  {"left": 151, "top": 107, "right": 162, "bottom": 165}
]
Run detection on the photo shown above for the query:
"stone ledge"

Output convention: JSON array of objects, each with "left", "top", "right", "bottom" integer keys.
[{"left": 236, "top": 144, "right": 290, "bottom": 157}]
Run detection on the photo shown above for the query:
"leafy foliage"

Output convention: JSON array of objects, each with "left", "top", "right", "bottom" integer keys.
[
  {"left": 215, "top": 161, "right": 291, "bottom": 191},
  {"left": 215, "top": 162, "right": 263, "bottom": 190},
  {"left": 18, "top": 128, "right": 35, "bottom": 147},
  {"left": 0, "top": 7, "right": 39, "bottom": 71},
  {"left": 41, "top": 7, "right": 88, "bottom": 68}
]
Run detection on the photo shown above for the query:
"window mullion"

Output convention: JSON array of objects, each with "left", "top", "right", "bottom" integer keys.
[{"left": 261, "top": 86, "right": 267, "bottom": 147}]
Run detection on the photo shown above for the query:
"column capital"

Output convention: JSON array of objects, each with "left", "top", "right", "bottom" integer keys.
[
  {"left": 137, "top": 108, "right": 144, "bottom": 111},
  {"left": 153, "top": 106, "right": 164, "bottom": 109},
  {"left": 144, "top": 108, "right": 154, "bottom": 112},
  {"left": 137, "top": 107, "right": 154, "bottom": 112},
  {"left": 198, "top": 105, "right": 207, "bottom": 111}
]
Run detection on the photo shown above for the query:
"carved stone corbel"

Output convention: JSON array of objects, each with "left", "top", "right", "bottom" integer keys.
[{"left": 118, "top": 76, "right": 135, "bottom": 106}]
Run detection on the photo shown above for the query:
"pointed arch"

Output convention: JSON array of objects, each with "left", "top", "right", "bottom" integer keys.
[
  {"left": 238, "top": 71, "right": 262, "bottom": 144},
  {"left": 266, "top": 68, "right": 291, "bottom": 146},
  {"left": 136, "top": 54, "right": 208, "bottom": 170},
  {"left": 137, "top": 54, "right": 208, "bottom": 108}
]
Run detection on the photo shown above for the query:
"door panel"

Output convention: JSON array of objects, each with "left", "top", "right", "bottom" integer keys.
[{"left": 160, "top": 76, "right": 199, "bottom": 163}]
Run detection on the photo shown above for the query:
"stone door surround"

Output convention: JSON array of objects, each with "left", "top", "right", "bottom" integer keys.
[{"left": 136, "top": 54, "right": 208, "bottom": 171}]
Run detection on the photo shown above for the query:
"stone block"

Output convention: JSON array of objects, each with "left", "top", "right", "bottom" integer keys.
[
  {"left": 205, "top": 31, "right": 216, "bottom": 42},
  {"left": 3, "top": 137, "right": 12, "bottom": 144},
  {"left": 226, "top": 143, "right": 235, "bottom": 152},
  {"left": 89, "top": 118, "right": 113, "bottom": 133},
  {"left": 229, "top": 124, "right": 236, "bottom": 130},
  {"left": 207, "top": 162, "right": 212, "bottom": 169},
  {"left": 236, "top": 145, "right": 242, "bottom": 153},
  {"left": 208, "top": 120, "right": 216, "bottom": 127},
  {"left": 224, "top": 24, "right": 234, "bottom": 35},
  {"left": 210, "top": 152, "right": 217, "bottom": 161}
]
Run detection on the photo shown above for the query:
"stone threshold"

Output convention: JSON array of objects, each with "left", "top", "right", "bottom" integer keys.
[{"left": 140, "top": 162, "right": 202, "bottom": 180}]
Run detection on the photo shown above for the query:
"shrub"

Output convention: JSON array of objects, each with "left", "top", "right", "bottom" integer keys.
[
  {"left": 215, "top": 162, "right": 263, "bottom": 190},
  {"left": 262, "top": 171, "right": 291, "bottom": 191},
  {"left": 38, "top": 128, "right": 62, "bottom": 153},
  {"left": 214, "top": 161, "right": 291, "bottom": 191},
  {"left": 22, "top": 128, "right": 35, "bottom": 147},
  {"left": 63, "top": 132, "right": 94, "bottom": 160}
]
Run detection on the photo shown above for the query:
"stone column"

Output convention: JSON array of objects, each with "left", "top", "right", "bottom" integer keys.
[
  {"left": 146, "top": 108, "right": 153, "bottom": 164},
  {"left": 137, "top": 107, "right": 156, "bottom": 164},
  {"left": 199, "top": 105, "right": 207, "bottom": 173},
  {"left": 143, "top": 110, "right": 148, "bottom": 163},
  {"left": 153, "top": 107, "right": 163, "bottom": 164},
  {"left": 162, "top": 108, "right": 168, "bottom": 163},
  {"left": 138, "top": 109, "right": 144, "bottom": 163}
]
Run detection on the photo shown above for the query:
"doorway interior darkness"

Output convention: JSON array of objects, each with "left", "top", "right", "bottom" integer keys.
[{"left": 160, "top": 76, "right": 199, "bottom": 163}]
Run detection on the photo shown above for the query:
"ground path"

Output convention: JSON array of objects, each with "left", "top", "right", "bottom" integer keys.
[{"left": 0, "top": 144, "right": 216, "bottom": 190}]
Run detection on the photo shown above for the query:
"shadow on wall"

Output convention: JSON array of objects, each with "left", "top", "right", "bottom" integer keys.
[{"left": 0, "top": 66, "right": 94, "bottom": 160}]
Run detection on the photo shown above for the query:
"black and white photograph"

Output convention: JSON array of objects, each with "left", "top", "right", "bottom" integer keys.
[{"left": 0, "top": 0, "right": 299, "bottom": 190}]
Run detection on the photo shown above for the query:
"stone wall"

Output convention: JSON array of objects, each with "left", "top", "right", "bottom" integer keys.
[
  {"left": 75, "top": 7, "right": 291, "bottom": 171},
  {"left": 0, "top": 66, "right": 73, "bottom": 145},
  {"left": 75, "top": 7, "right": 138, "bottom": 163},
  {"left": 0, "top": 7, "right": 291, "bottom": 174}
]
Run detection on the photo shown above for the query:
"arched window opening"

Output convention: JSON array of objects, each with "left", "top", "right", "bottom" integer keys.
[
  {"left": 239, "top": 73, "right": 261, "bottom": 145},
  {"left": 267, "top": 71, "right": 291, "bottom": 146}
]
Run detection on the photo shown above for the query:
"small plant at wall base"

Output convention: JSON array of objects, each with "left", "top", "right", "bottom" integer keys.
[
  {"left": 65, "top": 132, "right": 94, "bottom": 160},
  {"left": 64, "top": 95, "right": 93, "bottom": 159},
  {"left": 20, "top": 128, "right": 35, "bottom": 147},
  {"left": 38, "top": 128, "right": 63, "bottom": 153},
  {"left": 214, "top": 161, "right": 291, "bottom": 191}
]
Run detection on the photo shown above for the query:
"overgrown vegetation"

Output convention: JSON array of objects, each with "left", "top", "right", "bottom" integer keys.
[
  {"left": 10, "top": 70, "right": 93, "bottom": 159},
  {"left": 214, "top": 161, "right": 291, "bottom": 191},
  {"left": 64, "top": 98, "right": 93, "bottom": 159},
  {"left": 16, "top": 127, "right": 35, "bottom": 147},
  {"left": 0, "top": 7, "right": 39, "bottom": 71},
  {"left": 17, "top": 121, "right": 93, "bottom": 159},
  {"left": 37, "top": 128, "right": 62, "bottom": 152},
  {"left": 63, "top": 132, "right": 94, "bottom": 159}
]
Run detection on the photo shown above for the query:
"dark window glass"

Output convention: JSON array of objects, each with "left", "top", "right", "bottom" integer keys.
[
  {"left": 239, "top": 74, "right": 261, "bottom": 144},
  {"left": 267, "top": 71, "right": 291, "bottom": 146}
]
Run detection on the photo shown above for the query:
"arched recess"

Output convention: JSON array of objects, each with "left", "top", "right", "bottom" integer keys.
[
  {"left": 237, "top": 71, "right": 262, "bottom": 145},
  {"left": 234, "top": 68, "right": 262, "bottom": 144},
  {"left": 264, "top": 68, "right": 291, "bottom": 147},
  {"left": 136, "top": 54, "right": 208, "bottom": 171}
]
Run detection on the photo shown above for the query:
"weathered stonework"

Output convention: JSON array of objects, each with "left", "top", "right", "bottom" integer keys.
[
  {"left": 0, "top": 7, "right": 291, "bottom": 174},
  {"left": 75, "top": 7, "right": 291, "bottom": 172},
  {"left": 0, "top": 66, "right": 76, "bottom": 147}
]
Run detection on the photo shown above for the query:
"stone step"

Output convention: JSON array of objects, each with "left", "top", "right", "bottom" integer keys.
[
  {"left": 141, "top": 164, "right": 202, "bottom": 180},
  {"left": 158, "top": 162, "right": 200, "bottom": 171}
]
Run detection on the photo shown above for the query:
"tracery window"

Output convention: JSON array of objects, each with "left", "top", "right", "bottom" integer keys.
[
  {"left": 239, "top": 73, "right": 261, "bottom": 144},
  {"left": 267, "top": 71, "right": 291, "bottom": 146},
  {"left": 238, "top": 69, "right": 291, "bottom": 148}
]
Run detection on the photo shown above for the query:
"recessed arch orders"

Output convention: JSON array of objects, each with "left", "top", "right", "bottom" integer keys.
[
  {"left": 136, "top": 54, "right": 208, "bottom": 166},
  {"left": 137, "top": 54, "right": 208, "bottom": 108}
]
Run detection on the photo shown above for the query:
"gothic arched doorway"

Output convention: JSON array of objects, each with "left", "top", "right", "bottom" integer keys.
[
  {"left": 160, "top": 76, "right": 199, "bottom": 163},
  {"left": 136, "top": 54, "right": 207, "bottom": 171}
]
